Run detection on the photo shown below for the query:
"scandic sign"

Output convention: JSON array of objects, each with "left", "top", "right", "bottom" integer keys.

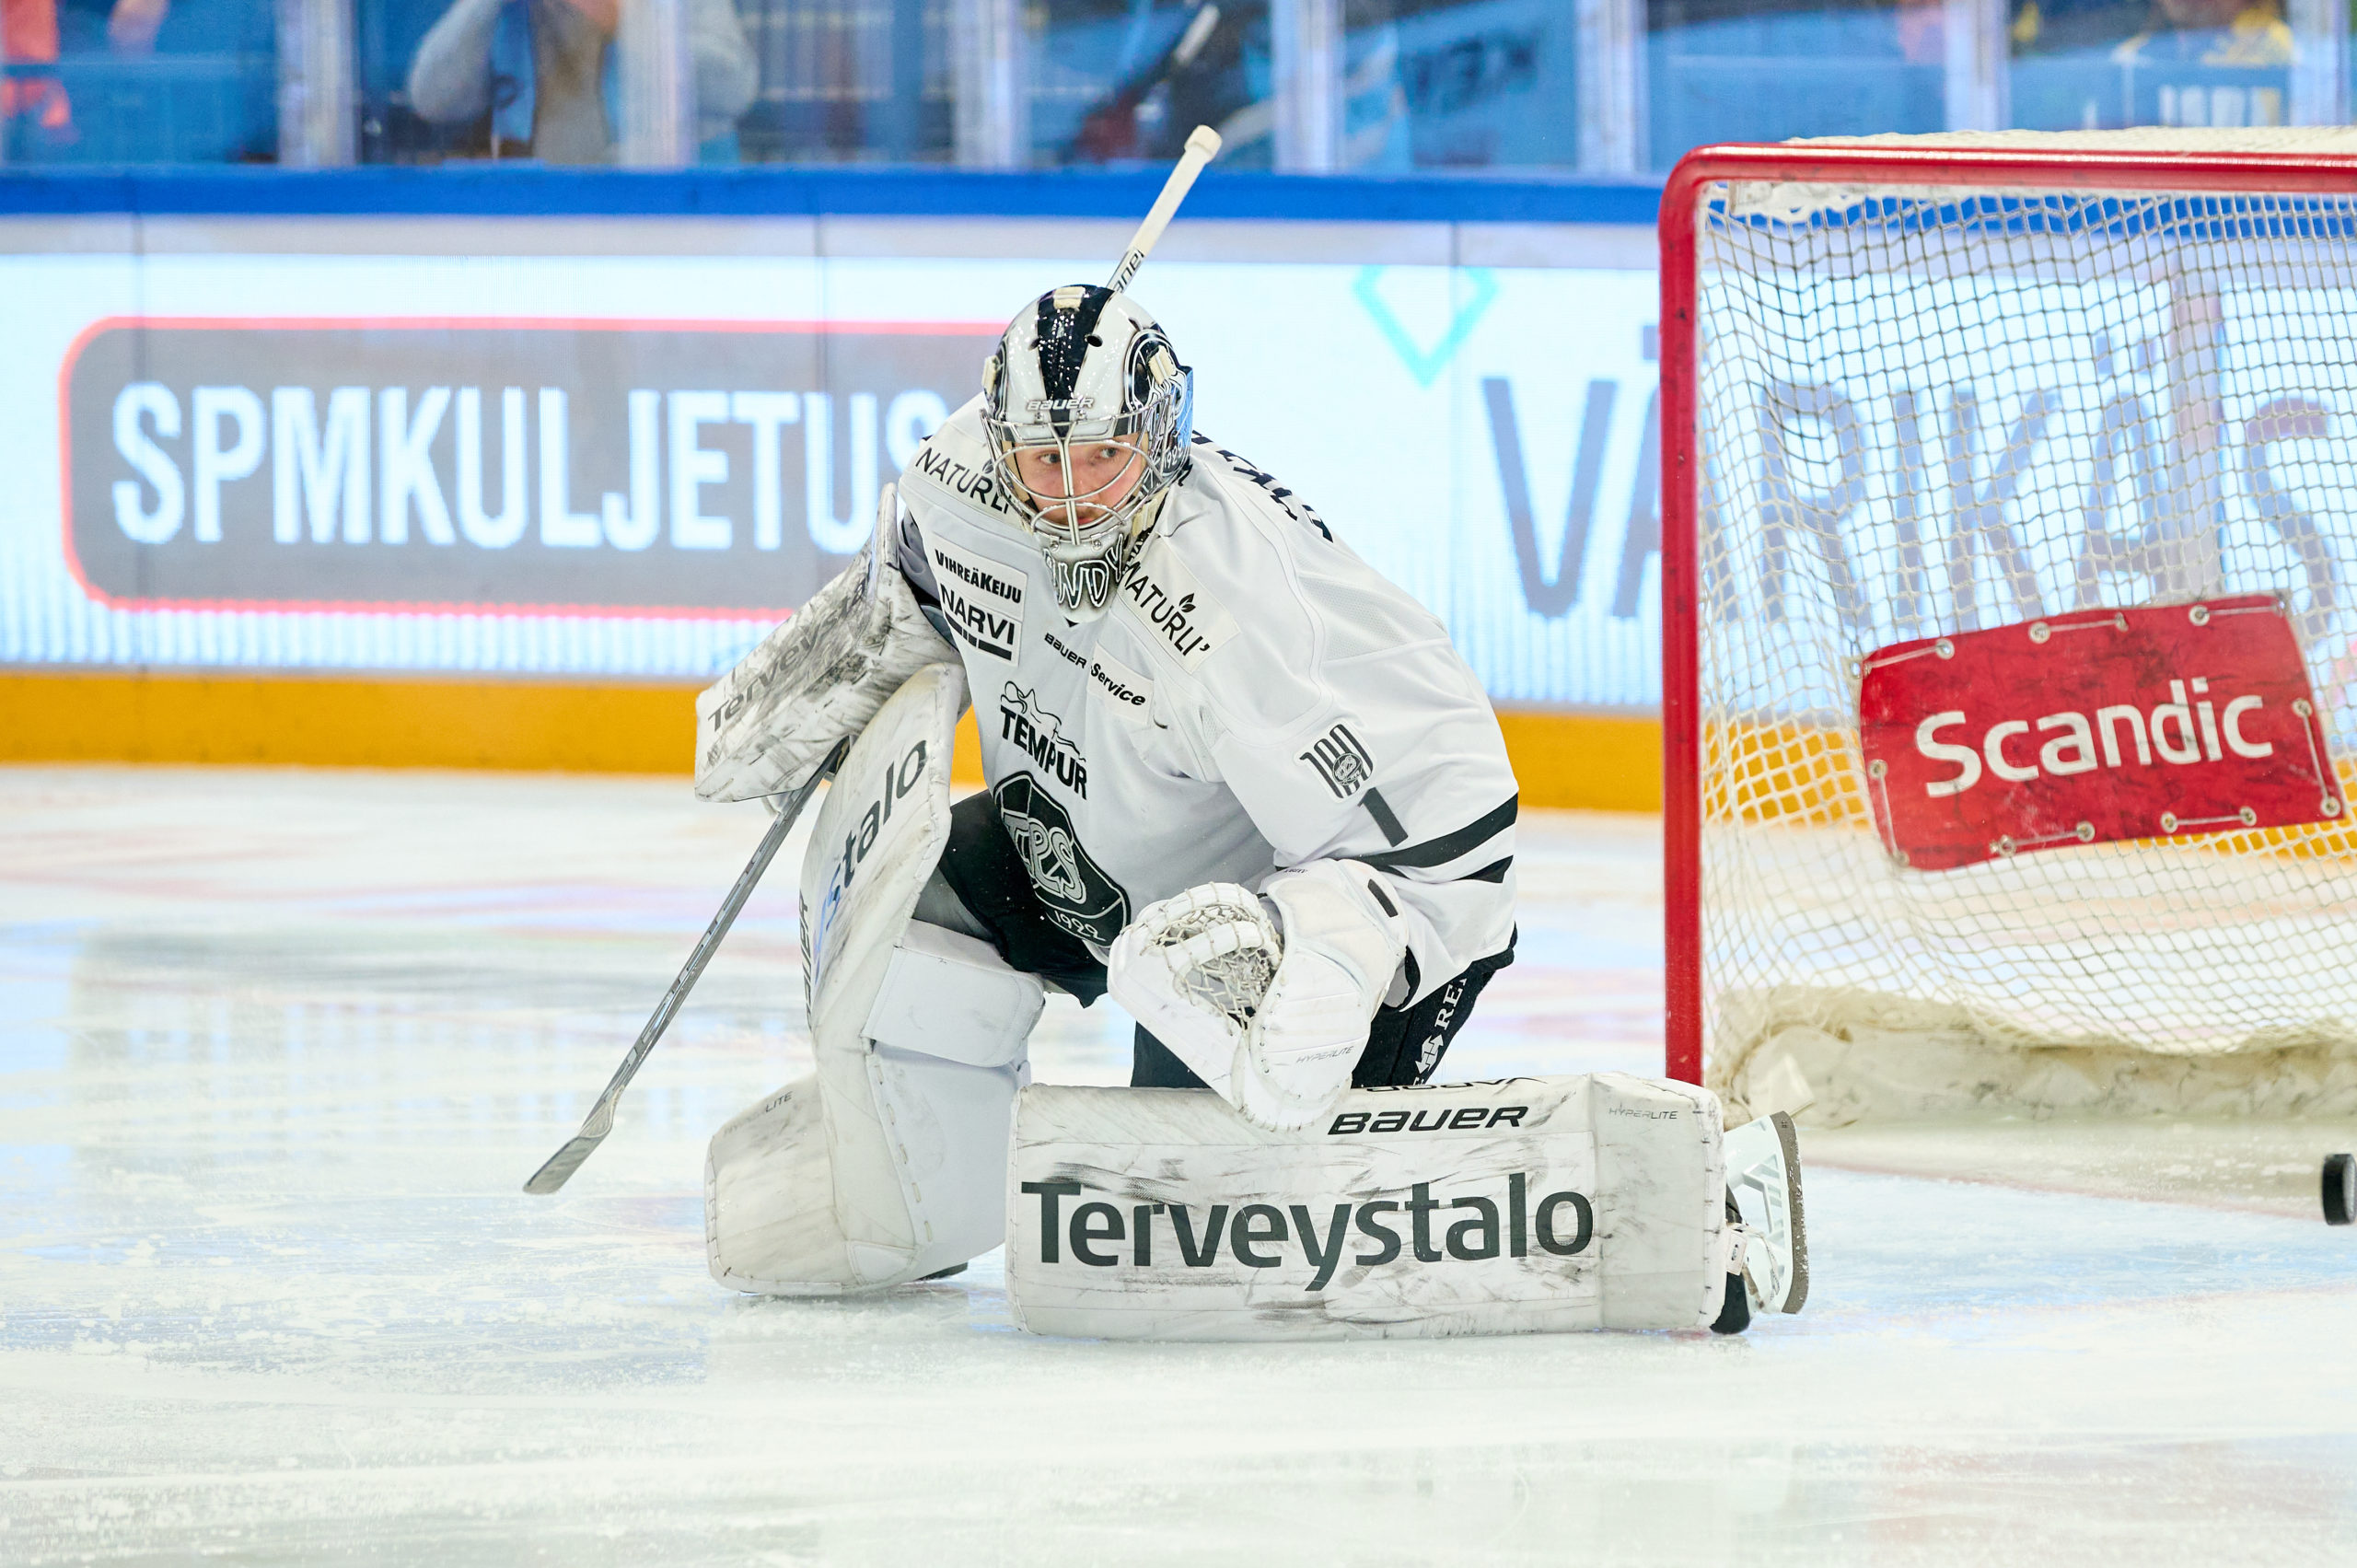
[
  {"left": 1858, "top": 595, "right": 2344, "bottom": 871},
  {"left": 62, "top": 317, "right": 998, "bottom": 618}
]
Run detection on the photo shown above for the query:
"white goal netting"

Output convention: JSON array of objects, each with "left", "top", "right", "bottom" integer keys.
[{"left": 1687, "top": 130, "right": 2357, "bottom": 1122}]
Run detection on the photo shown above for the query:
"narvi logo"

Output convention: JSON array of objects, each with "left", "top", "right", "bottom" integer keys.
[
  {"left": 999, "top": 682, "right": 1088, "bottom": 798},
  {"left": 1299, "top": 722, "right": 1374, "bottom": 798},
  {"left": 928, "top": 537, "right": 1025, "bottom": 661},
  {"left": 939, "top": 581, "right": 1019, "bottom": 661},
  {"left": 1019, "top": 1174, "right": 1592, "bottom": 1292}
]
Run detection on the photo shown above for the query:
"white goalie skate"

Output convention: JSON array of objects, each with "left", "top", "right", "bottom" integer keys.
[{"left": 1724, "top": 1110, "right": 1808, "bottom": 1319}]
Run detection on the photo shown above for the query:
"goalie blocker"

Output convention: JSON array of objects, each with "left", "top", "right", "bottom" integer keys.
[{"left": 1008, "top": 1074, "right": 1806, "bottom": 1341}]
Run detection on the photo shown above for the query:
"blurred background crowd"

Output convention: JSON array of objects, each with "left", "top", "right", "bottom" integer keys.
[{"left": 0, "top": 0, "right": 2336, "bottom": 174}]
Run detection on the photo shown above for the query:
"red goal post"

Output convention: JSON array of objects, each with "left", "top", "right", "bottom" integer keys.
[{"left": 1657, "top": 134, "right": 2357, "bottom": 1117}]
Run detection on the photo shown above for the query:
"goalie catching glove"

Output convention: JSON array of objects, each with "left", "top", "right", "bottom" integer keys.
[{"left": 1108, "top": 861, "right": 1406, "bottom": 1131}]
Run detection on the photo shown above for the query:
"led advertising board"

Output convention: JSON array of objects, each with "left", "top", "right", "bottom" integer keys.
[{"left": 2, "top": 218, "right": 1663, "bottom": 709}]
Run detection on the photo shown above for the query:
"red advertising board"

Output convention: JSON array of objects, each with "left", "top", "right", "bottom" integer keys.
[{"left": 1856, "top": 596, "right": 2344, "bottom": 871}]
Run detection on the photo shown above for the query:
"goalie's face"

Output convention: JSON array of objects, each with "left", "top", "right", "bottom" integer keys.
[
  {"left": 982, "top": 285, "right": 1195, "bottom": 620},
  {"left": 1010, "top": 436, "right": 1148, "bottom": 529}
]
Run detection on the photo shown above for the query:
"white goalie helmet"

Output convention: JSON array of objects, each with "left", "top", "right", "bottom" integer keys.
[{"left": 981, "top": 285, "right": 1195, "bottom": 620}]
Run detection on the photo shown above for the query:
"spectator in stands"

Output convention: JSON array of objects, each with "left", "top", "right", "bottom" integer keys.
[
  {"left": 6, "top": 0, "right": 263, "bottom": 157},
  {"left": 407, "top": 0, "right": 755, "bottom": 162},
  {"left": 2, "top": 0, "right": 74, "bottom": 149},
  {"left": 99, "top": 0, "right": 163, "bottom": 50},
  {"left": 2114, "top": 0, "right": 2293, "bottom": 68},
  {"left": 2006, "top": 0, "right": 2290, "bottom": 127},
  {"left": 1063, "top": 0, "right": 1405, "bottom": 171},
  {"left": 2110, "top": 0, "right": 2293, "bottom": 125}
]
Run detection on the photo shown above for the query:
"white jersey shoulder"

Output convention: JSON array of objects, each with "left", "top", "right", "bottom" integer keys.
[
  {"left": 1113, "top": 436, "right": 1450, "bottom": 737},
  {"left": 898, "top": 397, "right": 1028, "bottom": 533}
]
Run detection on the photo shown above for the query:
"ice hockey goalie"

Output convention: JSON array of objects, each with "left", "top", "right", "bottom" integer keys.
[{"left": 695, "top": 282, "right": 1807, "bottom": 1340}]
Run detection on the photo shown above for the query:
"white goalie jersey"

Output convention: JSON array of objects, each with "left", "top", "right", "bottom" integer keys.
[{"left": 890, "top": 398, "right": 1518, "bottom": 1004}]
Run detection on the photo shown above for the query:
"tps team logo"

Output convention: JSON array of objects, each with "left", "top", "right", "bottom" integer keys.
[
  {"left": 999, "top": 683, "right": 1088, "bottom": 797},
  {"left": 1299, "top": 722, "right": 1374, "bottom": 798},
  {"left": 993, "top": 772, "right": 1129, "bottom": 946}
]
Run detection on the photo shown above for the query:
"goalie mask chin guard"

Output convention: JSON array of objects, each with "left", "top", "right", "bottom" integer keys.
[{"left": 981, "top": 285, "right": 1195, "bottom": 621}]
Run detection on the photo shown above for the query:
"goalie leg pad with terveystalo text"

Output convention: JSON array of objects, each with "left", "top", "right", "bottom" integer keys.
[
  {"left": 704, "top": 661, "right": 1047, "bottom": 1295},
  {"left": 1005, "top": 1073, "right": 1730, "bottom": 1341}
]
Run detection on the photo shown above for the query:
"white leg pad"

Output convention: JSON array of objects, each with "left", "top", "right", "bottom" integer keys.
[
  {"left": 863, "top": 924, "right": 1044, "bottom": 1274},
  {"left": 1004, "top": 1072, "right": 1729, "bottom": 1341},
  {"left": 864, "top": 922, "right": 1039, "bottom": 1067},
  {"left": 709, "top": 923, "right": 1045, "bottom": 1294},
  {"left": 706, "top": 663, "right": 1045, "bottom": 1295}
]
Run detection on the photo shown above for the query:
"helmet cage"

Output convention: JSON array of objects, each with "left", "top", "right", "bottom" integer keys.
[{"left": 981, "top": 291, "right": 1194, "bottom": 619}]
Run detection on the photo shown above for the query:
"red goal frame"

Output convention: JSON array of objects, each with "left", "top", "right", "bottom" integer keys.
[{"left": 1655, "top": 141, "right": 2357, "bottom": 1086}]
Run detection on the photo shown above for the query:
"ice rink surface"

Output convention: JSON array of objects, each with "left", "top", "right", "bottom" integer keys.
[{"left": 5, "top": 764, "right": 2355, "bottom": 1566}]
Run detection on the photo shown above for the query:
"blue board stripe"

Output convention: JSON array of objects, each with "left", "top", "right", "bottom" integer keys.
[{"left": 0, "top": 166, "right": 1665, "bottom": 226}]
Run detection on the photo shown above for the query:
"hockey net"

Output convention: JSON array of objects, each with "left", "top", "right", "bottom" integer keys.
[{"left": 1664, "top": 129, "right": 2357, "bottom": 1123}]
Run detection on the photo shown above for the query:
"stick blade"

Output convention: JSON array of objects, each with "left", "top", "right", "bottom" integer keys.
[{"left": 523, "top": 1131, "right": 608, "bottom": 1195}]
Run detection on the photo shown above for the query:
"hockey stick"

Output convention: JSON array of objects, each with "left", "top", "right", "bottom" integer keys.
[
  {"left": 1106, "top": 123, "right": 1223, "bottom": 295},
  {"left": 523, "top": 737, "right": 851, "bottom": 1195}
]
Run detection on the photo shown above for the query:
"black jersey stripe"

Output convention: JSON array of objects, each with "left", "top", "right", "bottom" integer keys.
[{"left": 1357, "top": 795, "right": 1519, "bottom": 873}]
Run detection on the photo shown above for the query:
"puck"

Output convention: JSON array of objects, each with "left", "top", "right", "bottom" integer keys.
[{"left": 2327, "top": 1154, "right": 2355, "bottom": 1226}]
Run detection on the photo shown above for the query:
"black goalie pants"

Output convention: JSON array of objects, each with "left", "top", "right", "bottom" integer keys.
[{"left": 923, "top": 791, "right": 1513, "bottom": 1091}]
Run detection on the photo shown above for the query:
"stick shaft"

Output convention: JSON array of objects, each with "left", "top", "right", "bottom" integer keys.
[
  {"left": 1106, "top": 125, "right": 1222, "bottom": 295},
  {"left": 523, "top": 739, "right": 848, "bottom": 1195}
]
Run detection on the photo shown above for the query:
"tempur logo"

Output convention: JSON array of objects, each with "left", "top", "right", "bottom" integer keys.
[
  {"left": 999, "top": 682, "right": 1087, "bottom": 797},
  {"left": 1019, "top": 1174, "right": 1592, "bottom": 1292}
]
